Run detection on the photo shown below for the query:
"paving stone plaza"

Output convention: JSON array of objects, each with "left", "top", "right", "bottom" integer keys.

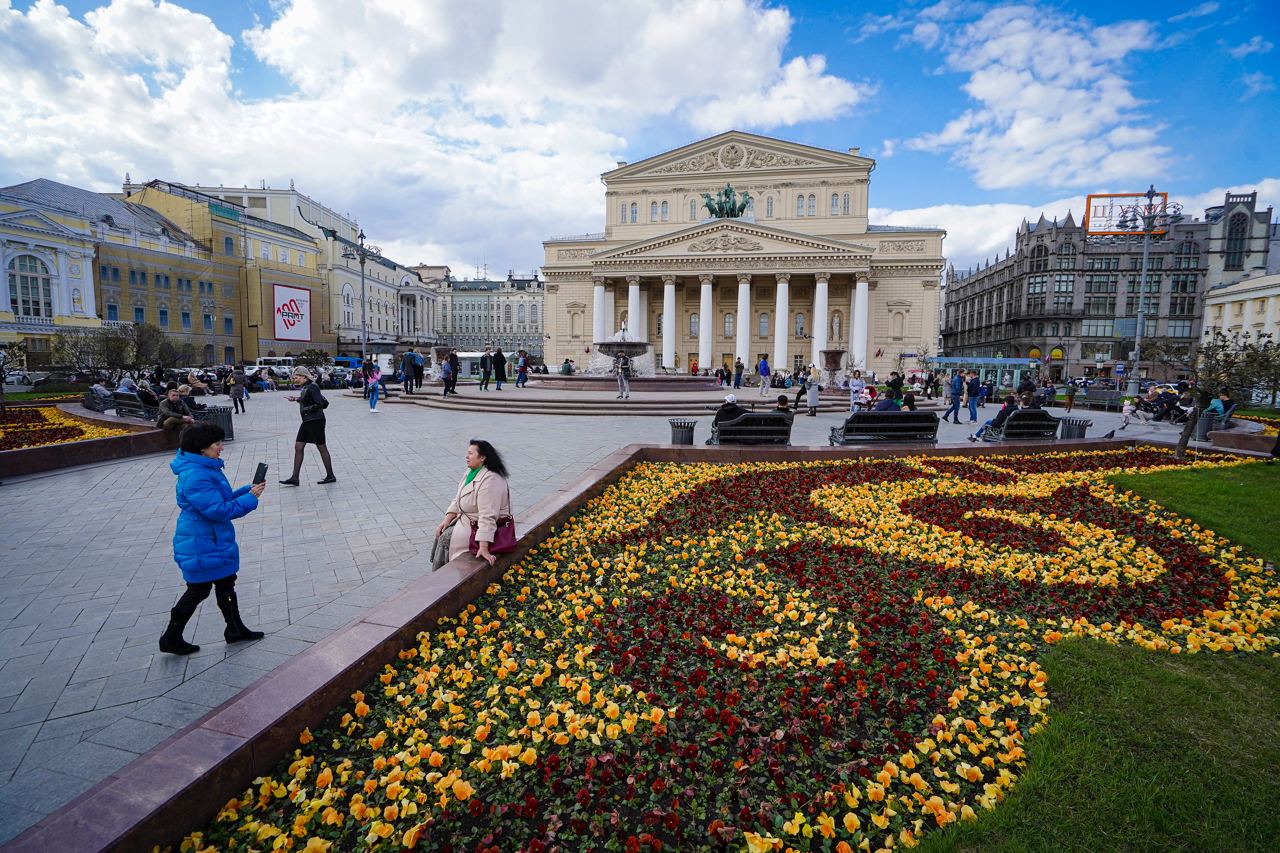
[{"left": 0, "top": 389, "right": 1203, "bottom": 841}]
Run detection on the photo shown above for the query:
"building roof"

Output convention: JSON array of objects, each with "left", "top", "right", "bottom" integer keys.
[
  {"left": 0, "top": 178, "right": 202, "bottom": 247},
  {"left": 867, "top": 223, "right": 943, "bottom": 233},
  {"left": 319, "top": 226, "right": 417, "bottom": 275},
  {"left": 449, "top": 279, "right": 503, "bottom": 291}
]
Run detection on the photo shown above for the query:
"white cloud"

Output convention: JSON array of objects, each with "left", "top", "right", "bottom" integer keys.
[
  {"left": 0, "top": 0, "right": 863, "bottom": 273},
  {"left": 1227, "top": 35, "right": 1274, "bottom": 58},
  {"left": 902, "top": 5, "right": 1169, "bottom": 191},
  {"left": 873, "top": 177, "right": 1280, "bottom": 272},
  {"left": 1240, "top": 71, "right": 1276, "bottom": 99},
  {"left": 1168, "top": 2, "right": 1219, "bottom": 23}
]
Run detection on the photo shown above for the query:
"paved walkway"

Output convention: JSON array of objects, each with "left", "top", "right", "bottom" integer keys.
[{"left": 0, "top": 391, "right": 1209, "bottom": 841}]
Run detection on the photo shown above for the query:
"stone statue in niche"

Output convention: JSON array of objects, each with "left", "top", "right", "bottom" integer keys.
[{"left": 71, "top": 288, "right": 83, "bottom": 313}]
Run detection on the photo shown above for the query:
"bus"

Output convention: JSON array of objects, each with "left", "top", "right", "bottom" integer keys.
[{"left": 254, "top": 357, "right": 295, "bottom": 369}]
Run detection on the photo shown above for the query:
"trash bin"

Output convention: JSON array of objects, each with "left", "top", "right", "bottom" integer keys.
[
  {"left": 1194, "top": 412, "right": 1218, "bottom": 442},
  {"left": 1058, "top": 416, "right": 1091, "bottom": 440},
  {"left": 668, "top": 418, "right": 696, "bottom": 446},
  {"left": 196, "top": 404, "right": 235, "bottom": 441}
]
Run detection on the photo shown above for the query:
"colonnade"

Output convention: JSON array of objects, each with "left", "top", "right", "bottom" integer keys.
[{"left": 591, "top": 272, "right": 872, "bottom": 372}]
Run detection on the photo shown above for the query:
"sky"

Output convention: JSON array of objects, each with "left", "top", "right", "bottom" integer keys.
[{"left": 1, "top": 0, "right": 1277, "bottom": 275}]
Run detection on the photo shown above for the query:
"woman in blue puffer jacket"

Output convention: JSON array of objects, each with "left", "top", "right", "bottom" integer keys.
[{"left": 160, "top": 423, "right": 267, "bottom": 655}]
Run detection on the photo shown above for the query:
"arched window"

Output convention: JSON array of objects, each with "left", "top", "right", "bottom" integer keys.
[
  {"left": 517, "top": 304, "right": 526, "bottom": 324},
  {"left": 891, "top": 311, "right": 905, "bottom": 340},
  {"left": 758, "top": 312, "right": 769, "bottom": 337},
  {"left": 503, "top": 304, "right": 513, "bottom": 324},
  {"left": 842, "top": 193, "right": 851, "bottom": 215},
  {"left": 660, "top": 201, "right": 669, "bottom": 222},
  {"left": 202, "top": 344, "right": 215, "bottom": 364},
  {"left": 690, "top": 198, "right": 697, "bottom": 221},
  {"left": 831, "top": 193, "right": 839, "bottom": 215},
  {"left": 1036, "top": 322, "right": 1045, "bottom": 335},
  {"left": 8, "top": 255, "right": 53, "bottom": 318},
  {"left": 619, "top": 202, "right": 626, "bottom": 223},
  {"left": 807, "top": 194, "right": 816, "bottom": 216},
  {"left": 630, "top": 203, "right": 637, "bottom": 223},
  {"left": 689, "top": 312, "right": 699, "bottom": 338},
  {"left": 530, "top": 304, "right": 538, "bottom": 325},
  {"left": 1062, "top": 322, "right": 1071, "bottom": 336},
  {"left": 794, "top": 312, "right": 806, "bottom": 336},
  {"left": 723, "top": 313, "right": 734, "bottom": 337},
  {"left": 766, "top": 196, "right": 774, "bottom": 218},
  {"left": 650, "top": 201, "right": 658, "bottom": 222},
  {"left": 1030, "top": 245, "right": 1050, "bottom": 272},
  {"left": 1050, "top": 323, "right": 1058, "bottom": 336},
  {"left": 796, "top": 195, "right": 805, "bottom": 217},
  {"left": 1225, "top": 213, "right": 1247, "bottom": 270}
]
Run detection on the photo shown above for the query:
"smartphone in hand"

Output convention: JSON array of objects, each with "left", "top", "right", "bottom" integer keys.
[{"left": 253, "top": 463, "right": 268, "bottom": 484}]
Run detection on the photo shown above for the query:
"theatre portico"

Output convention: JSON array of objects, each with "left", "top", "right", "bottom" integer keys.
[{"left": 543, "top": 130, "right": 945, "bottom": 377}]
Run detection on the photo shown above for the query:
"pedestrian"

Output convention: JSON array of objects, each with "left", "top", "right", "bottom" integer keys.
[
  {"left": 156, "top": 387, "right": 196, "bottom": 431},
  {"left": 228, "top": 365, "right": 248, "bottom": 414},
  {"left": 400, "top": 349, "right": 417, "bottom": 395},
  {"left": 361, "top": 359, "right": 374, "bottom": 400},
  {"left": 159, "top": 422, "right": 265, "bottom": 655},
  {"left": 885, "top": 371, "right": 904, "bottom": 401},
  {"left": 733, "top": 358, "right": 744, "bottom": 389},
  {"left": 794, "top": 366, "right": 809, "bottom": 409},
  {"left": 965, "top": 370, "right": 981, "bottom": 422},
  {"left": 365, "top": 359, "right": 382, "bottom": 411},
  {"left": 714, "top": 365, "right": 725, "bottom": 387},
  {"left": 448, "top": 350, "right": 462, "bottom": 394},
  {"left": 479, "top": 347, "right": 493, "bottom": 391},
  {"left": 757, "top": 355, "right": 771, "bottom": 396},
  {"left": 613, "top": 349, "right": 632, "bottom": 399},
  {"left": 280, "top": 367, "right": 337, "bottom": 485},
  {"left": 515, "top": 350, "right": 529, "bottom": 388},
  {"left": 435, "top": 439, "right": 514, "bottom": 568},
  {"left": 804, "top": 373, "right": 821, "bottom": 417},
  {"left": 848, "top": 369, "right": 867, "bottom": 412},
  {"left": 412, "top": 349, "right": 425, "bottom": 392},
  {"left": 1120, "top": 398, "right": 1136, "bottom": 430},
  {"left": 492, "top": 348, "right": 506, "bottom": 390},
  {"left": 440, "top": 357, "right": 454, "bottom": 396},
  {"left": 1064, "top": 382, "right": 1078, "bottom": 413},
  {"left": 942, "top": 371, "right": 964, "bottom": 424}
]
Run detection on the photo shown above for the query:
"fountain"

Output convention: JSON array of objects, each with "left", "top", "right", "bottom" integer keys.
[{"left": 586, "top": 325, "right": 653, "bottom": 376}]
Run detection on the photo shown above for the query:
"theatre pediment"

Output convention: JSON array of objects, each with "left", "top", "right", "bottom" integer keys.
[
  {"left": 0, "top": 209, "right": 85, "bottom": 239},
  {"left": 605, "top": 130, "right": 873, "bottom": 180},
  {"left": 592, "top": 220, "right": 875, "bottom": 263}
]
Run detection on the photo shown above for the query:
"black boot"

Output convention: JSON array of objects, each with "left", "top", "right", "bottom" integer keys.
[
  {"left": 159, "top": 607, "right": 200, "bottom": 655},
  {"left": 216, "top": 586, "right": 264, "bottom": 643}
]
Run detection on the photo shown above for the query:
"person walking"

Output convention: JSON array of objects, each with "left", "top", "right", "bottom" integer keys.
[
  {"left": 804, "top": 373, "right": 821, "bottom": 417},
  {"left": 733, "top": 358, "right": 744, "bottom": 389},
  {"left": 757, "top": 355, "right": 771, "bottom": 396},
  {"left": 492, "top": 348, "right": 506, "bottom": 390},
  {"left": 400, "top": 350, "right": 417, "bottom": 395},
  {"left": 965, "top": 370, "right": 981, "bottom": 423},
  {"left": 848, "top": 369, "right": 867, "bottom": 412},
  {"left": 440, "top": 357, "right": 455, "bottom": 397},
  {"left": 412, "top": 349, "right": 425, "bottom": 392},
  {"left": 613, "top": 349, "right": 632, "bottom": 399},
  {"left": 1064, "top": 382, "right": 1078, "bottom": 413},
  {"left": 479, "top": 347, "right": 493, "bottom": 391},
  {"left": 435, "top": 439, "right": 513, "bottom": 568},
  {"left": 280, "top": 367, "right": 336, "bottom": 485},
  {"left": 228, "top": 365, "right": 248, "bottom": 414},
  {"left": 364, "top": 360, "right": 382, "bottom": 412},
  {"left": 942, "top": 371, "right": 964, "bottom": 424},
  {"left": 515, "top": 350, "right": 530, "bottom": 388},
  {"left": 160, "top": 422, "right": 266, "bottom": 655}
]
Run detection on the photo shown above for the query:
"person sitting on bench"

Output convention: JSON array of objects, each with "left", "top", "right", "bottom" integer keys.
[
  {"left": 136, "top": 382, "right": 160, "bottom": 407},
  {"left": 970, "top": 395, "right": 1018, "bottom": 442},
  {"left": 714, "top": 394, "right": 747, "bottom": 426},
  {"left": 157, "top": 388, "right": 196, "bottom": 430},
  {"left": 871, "top": 394, "right": 901, "bottom": 412},
  {"left": 774, "top": 395, "right": 791, "bottom": 413}
]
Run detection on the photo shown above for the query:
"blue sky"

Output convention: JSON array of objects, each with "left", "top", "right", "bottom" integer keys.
[{"left": 2, "top": 0, "right": 1277, "bottom": 272}]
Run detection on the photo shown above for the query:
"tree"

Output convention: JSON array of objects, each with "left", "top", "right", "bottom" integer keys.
[
  {"left": 0, "top": 340, "right": 27, "bottom": 413},
  {"left": 157, "top": 338, "right": 197, "bottom": 369},
  {"left": 52, "top": 328, "right": 102, "bottom": 375},
  {"left": 1143, "top": 332, "right": 1249, "bottom": 458},
  {"left": 94, "top": 326, "right": 134, "bottom": 383},
  {"left": 129, "top": 323, "right": 166, "bottom": 374},
  {"left": 1241, "top": 332, "right": 1280, "bottom": 408},
  {"left": 295, "top": 349, "right": 334, "bottom": 368}
]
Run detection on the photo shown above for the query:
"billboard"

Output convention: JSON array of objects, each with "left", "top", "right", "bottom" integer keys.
[
  {"left": 273, "top": 284, "right": 311, "bottom": 342},
  {"left": 1084, "top": 192, "right": 1171, "bottom": 236}
]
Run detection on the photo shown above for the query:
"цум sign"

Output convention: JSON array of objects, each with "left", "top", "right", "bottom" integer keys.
[{"left": 273, "top": 285, "right": 311, "bottom": 342}]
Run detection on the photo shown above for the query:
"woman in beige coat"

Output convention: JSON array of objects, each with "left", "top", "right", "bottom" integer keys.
[{"left": 436, "top": 439, "right": 512, "bottom": 567}]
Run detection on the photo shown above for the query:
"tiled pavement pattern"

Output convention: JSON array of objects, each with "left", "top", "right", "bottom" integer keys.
[{"left": 0, "top": 387, "right": 1191, "bottom": 841}]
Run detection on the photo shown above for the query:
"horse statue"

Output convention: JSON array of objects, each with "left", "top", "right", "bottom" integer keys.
[{"left": 702, "top": 192, "right": 718, "bottom": 218}]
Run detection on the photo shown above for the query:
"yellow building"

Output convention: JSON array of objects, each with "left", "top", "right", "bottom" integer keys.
[
  {"left": 125, "top": 181, "right": 333, "bottom": 361},
  {"left": 0, "top": 181, "right": 102, "bottom": 363}
]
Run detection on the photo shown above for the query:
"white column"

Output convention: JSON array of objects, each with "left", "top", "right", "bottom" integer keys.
[
  {"left": 1265, "top": 295, "right": 1277, "bottom": 340},
  {"left": 735, "top": 273, "right": 751, "bottom": 364},
  {"left": 852, "top": 274, "right": 869, "bottom": 371},
  {"left": 662, "top": 275, "right": 676, "bottom": 370},
  {"left": 638, "top": 287, "right": 649, "bottom": 341},
  {"left": 698, "top": 273, "right": 713, "bottom": 372},
  {"left": 604, "top": 288, "right": 616, "bottom": 336},
  {"left": 592, "top": 277, "right": 606, "bottom": 342},
  {"left": 626, "top": 275, "right": 640, "bottom": 340},
  {"left": 773, "top": 272, "right": 790, "bottom": 371},
  {"left": 812, "top": 272, "right": 830, "bottom": 364}
]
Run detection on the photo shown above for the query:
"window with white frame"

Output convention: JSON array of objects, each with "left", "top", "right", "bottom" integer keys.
[
  {"left": 650, "top": 201, "right": 658, "bottom": 222},
  {"left": 796, "top": 195, "right": 805, "bottom": 216},
  {"left": 8, "top": 255, "right": 53, "bottom": 318},
  {"left": 842, "top": 193, "right": 851, "bottom": 215},
  {"left": 831, "top": 193, "right": 839, "bottom": 215},
  {"left": 660, "top": 201, "right": 668, "bottom": 222},
  {"left": 807, "top": 194, "right": 816, "bottom": 216}
]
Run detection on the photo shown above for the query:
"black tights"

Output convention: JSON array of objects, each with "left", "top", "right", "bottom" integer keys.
[
  {"left": 232, "top": 397, "right": 245, "bottom": 413},
  {"left": 174, "top": 575, "right": 237, "bottom": 622},
  {"left": 288, "top": 441, "right": 334, "bottom": 480}
]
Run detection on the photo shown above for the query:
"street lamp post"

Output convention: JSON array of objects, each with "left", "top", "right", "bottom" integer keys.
[
  {"left": 341, "top": 230, "right": 381, "bottom": 364},
  {"left": 1117, "top": 185, "right": 1182, "bottom": 397}
]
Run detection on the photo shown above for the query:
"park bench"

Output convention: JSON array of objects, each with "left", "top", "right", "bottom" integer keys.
[
  {"left": 81, "top": 391, "right": 113, "bottom": 413},
  {"left": 829, "top": 411, "right": 939, "bottom": 445},
  {"left": 1077, "top": 388, "right": 1123, "bottom": 411},
  {"left": 112, "top": 391, "right": 158, "bottom": 422},
  {"left": 981, "top": 409, "right": 1061, "bottom": 442},
  {"left": 707, "top": 411, "right": 794, "bottom": 446}
]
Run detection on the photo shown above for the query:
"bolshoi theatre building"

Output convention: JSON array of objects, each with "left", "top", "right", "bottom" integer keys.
[{"left": 541, "top": 130, "right": 945, "bottom": 377}]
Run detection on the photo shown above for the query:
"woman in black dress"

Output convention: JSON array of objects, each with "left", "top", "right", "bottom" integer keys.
[{"left": 280, "top": 367, "right": 337, "bottom": 486}]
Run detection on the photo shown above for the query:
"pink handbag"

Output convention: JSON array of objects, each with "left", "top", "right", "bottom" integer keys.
[{"left": 466, "top": 480, "right": 517, "bottom": 556}]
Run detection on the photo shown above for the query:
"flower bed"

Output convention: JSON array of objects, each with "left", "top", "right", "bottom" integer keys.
[
  {"left": 0, "top": 405, "right": 130, "bottom": 451},
  {"left": 188, "top": 447, "right": 1277, "bottom": 853},
  {"left": 1232, "top": 412, "right": 1279, "bottom": 436}
]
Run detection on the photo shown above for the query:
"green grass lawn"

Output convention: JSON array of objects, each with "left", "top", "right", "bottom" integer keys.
[
  {"left": 1235, "top": 406, "right": 1279, "bottom": 420},
  {"left": 919, "top": 463, "right": 1280, "bottom": 852},
  {"left": 1, "top": 391, "right": 81, "bottom": 401}
]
